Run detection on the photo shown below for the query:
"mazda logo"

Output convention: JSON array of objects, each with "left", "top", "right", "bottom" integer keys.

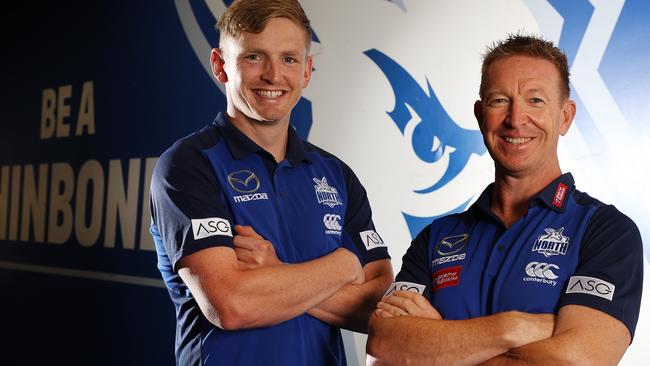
[{"left": 227, "top": 170, "right": 260, "bottom": 193}]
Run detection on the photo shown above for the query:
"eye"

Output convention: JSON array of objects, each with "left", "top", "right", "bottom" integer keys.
[
  {"left": 487, "top": 98, "right": 508, "bottom": 107},
  {"left": 245, "top": 54, "right": 262, "bottom": 62},
  {"left": 530, "top": 97, "right": 545, "bottom": 105},
  {"left": 283, "top": 56, "right": 297, "bottom": 64}
]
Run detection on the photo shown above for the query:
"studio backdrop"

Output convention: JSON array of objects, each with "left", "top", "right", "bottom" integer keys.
[{"left": 2, "top": 1, "right": 648, "bottom": 365}]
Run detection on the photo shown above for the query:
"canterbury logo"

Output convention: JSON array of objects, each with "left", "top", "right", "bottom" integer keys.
[
  {"left": 323, "top": 214, "right": 342, "bottom": 230},
  {"left": 525, "top": 262, "right": 559, "bottom": 280}
]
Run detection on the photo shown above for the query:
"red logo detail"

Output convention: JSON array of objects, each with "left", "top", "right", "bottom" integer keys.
[
  {"left": 553, "top": 183, "right": 567, "bottom": 208},
  {"left": 432, "top": 265, "right": 462, "bottom": 291}
]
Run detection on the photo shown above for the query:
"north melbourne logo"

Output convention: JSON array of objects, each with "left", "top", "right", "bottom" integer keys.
[
  {"left": 532, "top": 227, "right": 569, "bottom": 257},
  {"left": 191, "top": 217, "right": 233, "bottom": 240},
  {"left": 313, "top": 177, "right": 343, "bottom": 208}
]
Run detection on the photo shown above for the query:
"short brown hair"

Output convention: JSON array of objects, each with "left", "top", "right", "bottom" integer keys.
[
  {"left": 479, "top": 34, "right": 570, "bottom": 100},
  {"left": 217, "top": 0, "right": 311, "bottom": 49}
]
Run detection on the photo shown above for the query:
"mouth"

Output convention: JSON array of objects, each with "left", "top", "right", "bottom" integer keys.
[
  {"left": 503, "top": 136, "right": 532, "bottom": 145},
  {"left": 253, "top": 89, "right": 286, "bottom": 98}
]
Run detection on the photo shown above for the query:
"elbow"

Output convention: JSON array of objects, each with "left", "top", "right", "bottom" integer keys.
[{"left": 205, "top": 293, "right": 256, "bottom": 331}]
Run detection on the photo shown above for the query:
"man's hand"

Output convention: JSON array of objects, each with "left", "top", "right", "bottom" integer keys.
[
  {"left": 233, "top": 225, "right": 283, "bottom": 269},
  {"left": 375, "top": 290, "right": 442, "bottom": 319}
]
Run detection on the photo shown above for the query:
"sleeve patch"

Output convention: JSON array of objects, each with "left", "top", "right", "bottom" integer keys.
[
  {"left": 384, "top": 281, "right": 426, "bottom": 297},
  {"left": 565, "top": 276, "right": 615, "bottom": 301},
  {"left": 191, "top": 218, "right": 233, "bottom": 240},
  {"left": 360, "top": 230, "right": 386, "bottom": 250}
]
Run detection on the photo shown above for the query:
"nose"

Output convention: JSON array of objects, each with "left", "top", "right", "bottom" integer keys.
[
  {"left": 261, "top": 59, "right": 281, "bottom": 84},
  {"left": 505, "top": 99, "right": 527, "bottom": 127}
]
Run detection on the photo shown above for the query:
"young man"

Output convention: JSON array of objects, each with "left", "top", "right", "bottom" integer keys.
[
  {"left": 367, "top": 35, "right": 643, "bottom": 365},
  {"left": 150, "top": 1, "right": 393, "bottom": 365}
]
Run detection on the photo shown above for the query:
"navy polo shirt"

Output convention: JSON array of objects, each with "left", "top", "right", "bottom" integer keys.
[
  {"left": 396, "top": 173, "right": 643, "bottom": 338},
  {"left": 150, "top": 113, "right": 389, "bottom": 366}
]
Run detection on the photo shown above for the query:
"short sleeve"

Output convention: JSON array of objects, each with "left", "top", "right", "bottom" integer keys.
[
  {"left": 150, "top": 138, "right": 235, "bottom": 270},
  {"left": 395, "top": 225, "right": 433, "bottom": 300},
  {"left": 558, "top": 205, "right": 644, "bottom": 339},
  {"left": 338, "top": 162, "right": 390, "bottom": 266}
]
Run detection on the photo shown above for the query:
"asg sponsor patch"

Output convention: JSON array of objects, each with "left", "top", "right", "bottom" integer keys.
[
  {"left": 191, "top": 217, "right": 233, "bottom": 240},
  {"left": 565, "top": 276, "right": 615, "bottom": 301},
  {"left": 384, "top": 281, "right": 426, "bottom": 297},
  {"left": 432, "top": 265, "right": 462, "bottom": 291},
  {"left": 360, "top": 230, "right": 386, "bottom": 250}
]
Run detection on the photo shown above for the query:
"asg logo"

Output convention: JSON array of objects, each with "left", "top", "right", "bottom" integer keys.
[
  {"left": 436, "top": 234, "right": 469, "bottom": 255},
  {"left": 384, "top": 281, "right": 426, "bottom": 297},
  {"left": 323, "top": 214, "right": 342, "bottom": 235},
  {"left": 360, "top": 230, "right": 386, "bottom": 250},
  {"left": 191, "top": 217, "right": 233, "bottom": 240},
  {"left": 566, "top": 276, "right": 615, "bottom": 301},
  {"left": 227, "top": 170, "right": 260, "bottom": 193},
  {"left": 525, "top": 262, "right": 560, "bottom": 280}
]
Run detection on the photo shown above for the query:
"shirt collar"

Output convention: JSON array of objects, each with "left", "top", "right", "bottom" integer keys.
[
  {"left": 534, "top": 172, "right": 575, "bottom": 212},
  {"left": 213, "top": 112, "right": 310, "bottom": 166},
  {"left": 473, "top": 172, "right": 575, "bottom": 217}
]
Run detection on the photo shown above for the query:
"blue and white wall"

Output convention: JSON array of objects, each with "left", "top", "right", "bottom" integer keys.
[{"left": 2, "top": 1, "right": 648, "bottom": 365}]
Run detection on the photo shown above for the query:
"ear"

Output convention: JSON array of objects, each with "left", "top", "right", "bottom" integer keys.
[
  {"left": 559, "top": 99, "right": 576, "bottom": 136},
  {"left": 302, "top": 55, "right": 313, "bottom": 88},
  {"left": 211, "top": 48, "right": 228, "bottom": 84},
  {"left": 474, "top": 100, "right": 485, "bottom": 131}
]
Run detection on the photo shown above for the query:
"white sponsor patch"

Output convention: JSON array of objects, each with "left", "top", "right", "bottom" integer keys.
[
  {"left": 360, "top": 230, "right": 386, "bottom": 250},
  {"left": 191, "top": 217, "right": 233, "bottom": 240},
  {"left": 384, "top": 281, "right": 426, "bottom": 297},
  {"left": 565, "top": 276, "right": 615, "bottom": 301}
]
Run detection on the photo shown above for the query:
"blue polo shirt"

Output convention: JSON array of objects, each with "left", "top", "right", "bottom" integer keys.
[
  {"left": 396, "top": 173, "right": 643, "bottom": 338},
  {"left": 150, "top": 113, "right": 389, "bottom": 366}
]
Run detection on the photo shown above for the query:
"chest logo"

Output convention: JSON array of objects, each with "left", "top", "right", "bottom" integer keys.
[
  {"left": 313, "top": 177, "right": 343, "bottom": 208},
  {"left": 436, "top": 234, "right": 469, "bottom": 255},
  {"left": 432, "top": 265, "right": 462, "bottom": 291},
  {"left": 523, "top": 261, "right": 560, "bottom": 287},
  {"left": 323, "top": 214, "right": 342, "bottom": 235},
  {"left": 228, "top": 170, "right": 260, "bottom": 193},
  {"left": 532, "top": 227, "right": 569, "bottom": 257}
]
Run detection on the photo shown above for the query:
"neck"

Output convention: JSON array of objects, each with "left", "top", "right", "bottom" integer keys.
[
  {"left": 227, "top": 112, "right": 289, "bottom": 163},
  {"left": 490, "top": 167, "right": 562, "bottom": 227}
]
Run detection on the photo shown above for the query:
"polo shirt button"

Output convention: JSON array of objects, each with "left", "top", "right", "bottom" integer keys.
[
  {"left": 497, "top": 246, "right": 505, "bottom": 251},
  {"left": 279, "top": 192, "right": 286, "bottom": 197}
]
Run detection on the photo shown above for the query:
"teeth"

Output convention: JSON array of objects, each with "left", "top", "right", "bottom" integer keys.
[
  {"left": 256, "top": 90, "right": 283, "bottom": 98},
  {"left": 505, "top": 137, "right": 530, "bottom": 145}
]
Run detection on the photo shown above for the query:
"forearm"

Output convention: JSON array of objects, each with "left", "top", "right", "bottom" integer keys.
[
  {"left": 479, "top": 329, "right": 626, "bottom": 366},
  {"left": 215, "top": 248, "right": 360, "bottom": 329},
  {"left": 308, "top": 265, "right": 392, "bottom": 333},
  {"left": 367, "top": 312, "right": 549, "bottom": 366}
]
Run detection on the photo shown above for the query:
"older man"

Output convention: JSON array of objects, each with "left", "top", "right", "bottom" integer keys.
[{"left": 367, "top": 34, "right": 643, "bottom": 366}]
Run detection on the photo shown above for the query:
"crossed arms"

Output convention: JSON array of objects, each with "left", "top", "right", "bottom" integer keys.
[
  {"left": 177, "top": 225, "right": 393, "bottom": 332},
  {"left": 366, "top": 291, "right": 630, "bottom": 366}
]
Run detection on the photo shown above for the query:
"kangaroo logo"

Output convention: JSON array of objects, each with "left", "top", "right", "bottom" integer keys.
[{"left": 364, "top": 48, "right": 486, "bottom": 237}]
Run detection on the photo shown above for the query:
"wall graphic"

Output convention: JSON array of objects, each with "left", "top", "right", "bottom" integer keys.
[{"left": 1, "top": 1, "right": 648, "bottom": 365}]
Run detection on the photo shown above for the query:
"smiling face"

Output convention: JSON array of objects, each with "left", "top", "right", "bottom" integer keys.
[
  {"left": 475, "top": 55, "right": 576, "bottom": 180},
  {"left": 212, "top": 17, "right": 312, "bottom": 126}
]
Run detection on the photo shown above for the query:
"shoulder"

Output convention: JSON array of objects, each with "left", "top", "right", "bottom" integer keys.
[{"left": 154, "top": 124, "right": 221, "bottom": 178}]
